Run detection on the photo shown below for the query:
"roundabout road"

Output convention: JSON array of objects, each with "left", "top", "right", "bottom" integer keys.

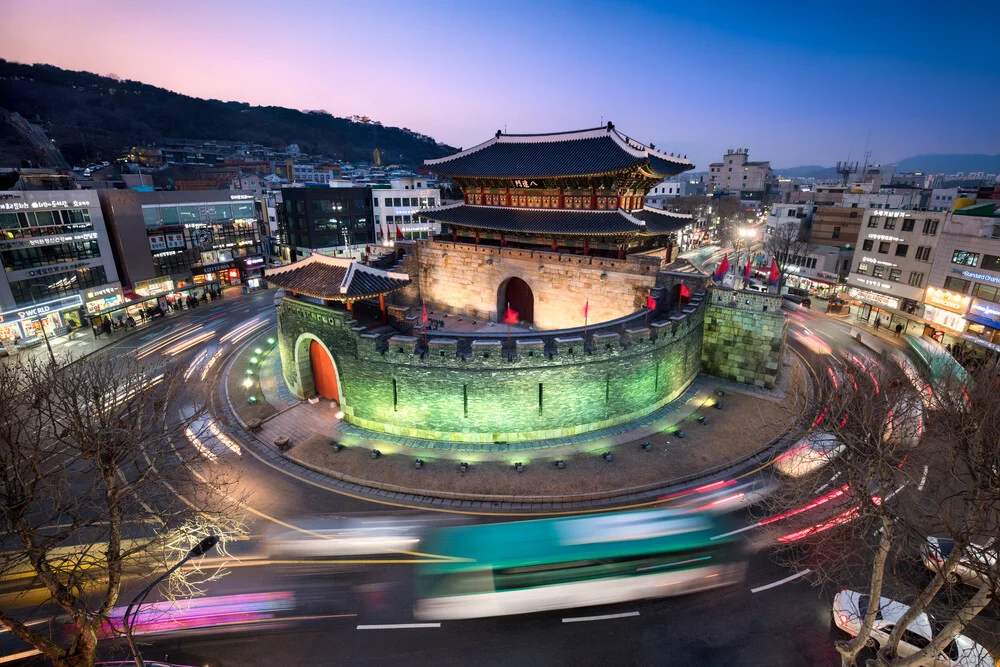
[{"left": 5, "top": 292, "right": 905, "bottom": 666}]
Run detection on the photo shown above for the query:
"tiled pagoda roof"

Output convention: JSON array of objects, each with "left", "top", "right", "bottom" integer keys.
[
  {"left": 425, "top": 125, "right": 694, "bottom": 180},
  {"left": 419, "top": 204, "right": 692, "bottom": 236},
  {"left": 264, "top": 254, "right": 410, "bottom": 300}
]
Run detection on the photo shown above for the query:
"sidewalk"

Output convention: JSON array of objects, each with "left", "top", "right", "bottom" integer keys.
[{"left": 3, "top": 285, "right": 249, "bottom": 367}]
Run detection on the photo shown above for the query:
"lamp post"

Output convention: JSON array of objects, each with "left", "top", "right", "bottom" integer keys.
[
  {"left": 122, "top": 535, "right": 218, "bottom": 667},
  {"left": 28, "top": 290, "right": 58, "bottom": 367}
]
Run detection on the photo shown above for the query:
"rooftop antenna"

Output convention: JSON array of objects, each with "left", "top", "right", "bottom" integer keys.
[{"left": 836, "top": 160, "right": 858, "bottom": 186}]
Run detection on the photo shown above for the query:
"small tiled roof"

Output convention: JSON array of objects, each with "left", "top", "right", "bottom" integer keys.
[
  {"left": 419, "top": 204, "right": 686, "bottom": 236},
  {"left": 425, "top": 125, "right": 694, "bottom": 179},
  {"left": 633, "top": 207, "right": 695, "bottom": 234},
  {"left": 265, "top": 254, "right": 410, "bottom": 300}
]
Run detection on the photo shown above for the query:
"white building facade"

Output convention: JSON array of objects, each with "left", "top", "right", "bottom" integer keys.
[
  {"left": 372, "top": 177, "right": 441, "bottom": 244},
  {"left": 706, "top": 149, "right": 773, "bottom": 195}
]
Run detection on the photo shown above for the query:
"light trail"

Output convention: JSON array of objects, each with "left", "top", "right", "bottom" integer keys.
[
  {"left": 221, "top": 315, "right": 267, "bottom": 343},
  {"left": 134, "top": 323, "right": 203, "bottom": 359},
  {"left": 163, "top": 330, "right": 216, "bottom": 356},
  {"left": 201, "top": 348, "right": 226, "bottom": 381},
  {"left": 183, "top": 348, "right": 210, "bottom": 380},
  {"left": 185, "top": 425, "right": 218, "bottom": 462},
  {"left": 208, "top": 421, "right": 242, "bottom": 456}
]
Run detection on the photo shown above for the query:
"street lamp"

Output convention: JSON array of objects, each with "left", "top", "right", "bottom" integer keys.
[{"left": 122, "top": 534, "right": 219, "bottom": 667}]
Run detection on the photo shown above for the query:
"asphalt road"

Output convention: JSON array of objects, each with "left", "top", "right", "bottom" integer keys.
[{"left": 3, "top": 290, "right": 973, "bottom": 666}]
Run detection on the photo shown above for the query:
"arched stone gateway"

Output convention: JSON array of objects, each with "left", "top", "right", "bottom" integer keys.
[
  {"left": 498, "top": 276, "right": 534, "bottom": 324},
  {"left": 288, "top": 333, "right": 343, "bottom": 405}
]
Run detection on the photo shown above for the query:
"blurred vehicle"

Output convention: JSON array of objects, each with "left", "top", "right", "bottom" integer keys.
[
  {"left": 832, "top": 589, "right": 992, "bottom": 665},
  {"left": 782, "top": 294, "right": 812, "bottom": 309},
  {"left": 921, "top": 537, "right": 996, "bottom": 587},
  {"left": 101, "top": 592, "right": 296, "bottom": 639},
  {"left": 658, "top": 477, "right": 775, "bottom": 513},
  {"left": 773, "top": 431, "right": 844, "bottom": 477},
  {"left": 267, "top": 517, "right": 425, "bottom": 558},
  {"left": 745, "top": 284, "right": 768, "bottom": 293},
  {"left": 413, "top": 510, "right": 746, "bottom": 620},
  {"left": 790, "top": 327, "right": 831, "bottom": 355}
]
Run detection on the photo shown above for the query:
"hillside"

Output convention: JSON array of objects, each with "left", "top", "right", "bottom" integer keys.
[
  {"left": 895, "top": 154, "right": 1000, "bottom": 175},
  {"left": 0, "top": 60, "right": 457, "bottom": 167}
]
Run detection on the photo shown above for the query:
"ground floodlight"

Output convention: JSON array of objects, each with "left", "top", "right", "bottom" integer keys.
[
  {"left": 714, "top": 402, "right": 723, "bottom": 410},
  {"left": 698, "top": 416, "right": 708, "bottom": 425},
  {"left": 675, "top": 429, "right": 685, "bottom": 438},
  {"left": 414, "top": 459, "right": 424, "bottom": 469},
  {"left": 514, "top": 462, "right": 524, "bottom": 473},
  {"left": 370, "top": 449, "right": 381, "bottom": 459},
  {"left": 602, "top": 451, "right": 612, "bottom": 462},
  {"left": 641, "top": 443, "right": 652, "bottom": 451},
  {"left": 555, "top": 460, "right": 566, "bottom": 469},
  {"left": 459, "top": 462, "right": 469, "bottom": 473}
]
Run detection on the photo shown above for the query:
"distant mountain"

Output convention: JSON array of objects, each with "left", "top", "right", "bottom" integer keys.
[
  {"left": 894, "top": 154, "right": 1000, "bottom": 174},
  {"left": 772, "top": 165, "right": 839, "bottom": 179},
  {"left": 0, "top": 60, "right": 457, "bottom": 167}
]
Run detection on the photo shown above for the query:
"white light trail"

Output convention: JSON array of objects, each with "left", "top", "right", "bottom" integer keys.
[
  {"left": 185, "top": 425, "right": 218, "bottom": 462},
  {"left": 208, "top": 421, "right": 241, "bottom": 456},
  {"left": 163, "top": 330, "right": 216, "bottom": 356},
  {"left": 184, "top": 349, "right": 210, "bottom": 380},
  {"left": 134, "top": 323, "right": 203, "bottom": 359}
]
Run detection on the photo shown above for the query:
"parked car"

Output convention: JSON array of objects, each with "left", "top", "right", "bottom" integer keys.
[
  {"left": 921, "top": 537, "right": 996, "bottom": 587},
  {"left": 745, "top": 283, "right": 768, "bottom": 293},
  {"left": 833, "top": 589, "right": 992, "bottom": 665}
]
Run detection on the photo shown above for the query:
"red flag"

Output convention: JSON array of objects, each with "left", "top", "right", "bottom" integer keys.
[
  {"left": 647, "top": 295, "right": 656, "bottom": 310},
  {"left": 421, "top": 303, "right": 428, "bottom": 324},
  {"left": 502, "top": 306, "right": 519, "bottom": 324},
  {"left": 583, "top": 300, "right": 589, "bottom": 320},
  {"left": 768, "top": 259, "right": 780, "bottom": 285},
  {"left": 396, "top": 225, "right": 404, "bottom": 240},
  {"left": 680, "top": 283, "right": 691, "bottom": 298},
  {"left": 744, "top": 259, "right": 752, "bottom": 283},
  {"left": 712, "top": 254, "right": 730, "bottom": 281}
]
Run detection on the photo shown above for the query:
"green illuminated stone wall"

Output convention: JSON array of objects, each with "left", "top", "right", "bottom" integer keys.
[
  {"left": 277, "top": 297, "right": 704, "bottom": 444},
  {"left": 701, "top": 289, "right": 787, "bottom": 389}
]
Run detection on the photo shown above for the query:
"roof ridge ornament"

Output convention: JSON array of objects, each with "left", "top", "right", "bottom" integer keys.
[{"left": 606, "top": 121, "right": 614, "bottom": 132}]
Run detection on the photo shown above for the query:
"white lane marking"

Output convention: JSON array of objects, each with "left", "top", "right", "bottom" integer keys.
[
  {"left": 357, "top": 623, "right": 441, "bottom": 630},
  {"left": 562, "top": 611, "right": 640, "bottom": 623},
  {"left": 918, "top": 465, "right": 929, "bottom": 491},
  {"left": 815, "top": 483, "right": 830, "bottom": 494},
  {"left": 885, "top": 483, "right": 907, "bottom": 500},
  {"left": 751, "top": 569, "right": 811, "bottom": 593},
  {"left": 711, "top": 523, "right": 759, "bottom": 540}
]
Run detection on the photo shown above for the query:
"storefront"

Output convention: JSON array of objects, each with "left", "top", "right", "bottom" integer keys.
[
  {"left": 0, "top": 295, "right": 84, "bottom": 342},
  {"left": 785, "top": 272, "right": 839, "bottom": 298},
  {"left": 240, "top": 255, "right": 265, "bottom": 289},
  {"left": 83, "top": 283, "right": 125, "bottom": 316},
  {"left": 964, "top": 298, "right": 1000, "bottom": 346}
]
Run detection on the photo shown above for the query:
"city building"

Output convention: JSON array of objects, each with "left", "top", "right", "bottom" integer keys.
[
  {"left": 764, "top": 203, "right": 848, "bottom": 295},
  {"left": 788, "top": 184, "right": 848, "bottom": 206},
  {"left": 98, "top": 189, "right": 268, "bottom": 303},
  {"left": 0, "top": 190, "right": 122, "bottom": 341},
  {"left": 706, "top": 149, "right": 773, "bottom": 200},
  {"left": 924, "top": 202, "right": 1000, "bottom": 351},
  {"left": 808, "top": 205, "right": 862, "bottom": 246},
  {"left": 644, "top": 177, "right": 705, "bottom": 208},
  {"left": 841, "top": 189, "right": 926, "bottom": 211},
  {"left": 279, "top": 186, "right": 375, "bottom": 261},
  {"left": 292, "top": 163, "right": 344, "bottom": 184},
  {"left": 890, "top": 172, "right": 931, "bottom": 188},
  {"left": 844, "top": 209, "right": 946, "bottom": 331},
  {"left": 372, "top": 177, "right": 441, "bottom": 244}
]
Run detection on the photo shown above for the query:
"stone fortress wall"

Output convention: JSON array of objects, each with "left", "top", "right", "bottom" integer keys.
[
  {"left": 277, "top": 291, "right": 705, "bottom": 445},
  {"left": 412, "top": 240, "right": 662, "bottom": 330},
  {"left": 701, "top": 288, "right": 787, "bottom": 388}
]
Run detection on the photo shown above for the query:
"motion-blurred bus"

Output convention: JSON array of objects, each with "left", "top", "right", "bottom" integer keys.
[{"left": 413, "top": 510, "right": 746, "bottom": 620}]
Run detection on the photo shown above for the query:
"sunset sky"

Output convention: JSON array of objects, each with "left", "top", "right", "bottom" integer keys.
[{"left": 1, "top": 0, "right": 997, "bottom": 169}]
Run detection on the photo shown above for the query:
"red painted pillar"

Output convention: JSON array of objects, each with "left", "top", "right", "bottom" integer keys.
[
  {"left": 345, "top": 299, "right": 353, "bottom": 312},
  {"left": 551, "top": 237, "right": 558, "bottom": 253},
  {"left": 475, "top": 230, "right": 480, "bottom": 245},
  {"left": 617, "top": 244, "right": 625, "bottom": 259},
  {"left": 379, "top": 294, "right": 387, "bottom": 324},
  {"left": 451, "top": 228, "right": 457, "bottom": 242},
  {"left": 501, "top": 233, "right": 507, "bottom": 247},
  {"left": 583, "top": 238, "right": 590, "bottom": 256}
]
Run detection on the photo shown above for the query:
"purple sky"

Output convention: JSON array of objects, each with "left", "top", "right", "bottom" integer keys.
[{"left": 2, "top": 0, "right": 998, "bottom": 170}]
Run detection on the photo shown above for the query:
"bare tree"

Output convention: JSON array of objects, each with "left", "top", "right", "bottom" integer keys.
[
  {"left": 0, "top": 354, "right": 247, "bottom": 667},
  {"left": 758, "top": 353, "right": 1000, "bottom": 666},
  {"left": 762, "top": 221, "right": 811, "bottom": 291}
]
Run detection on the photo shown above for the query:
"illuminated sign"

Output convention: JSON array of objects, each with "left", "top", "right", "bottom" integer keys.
[
  {"left": 0, "top": 231, "right": 99, "bottom": 248},
  {"left": 165, "top": 232, "right": 185, "bottom": 248},
  {"left": 871, "top": 210, "right": 905, "bottom": 218},
  {"left": 924, "top": 287, "right": 970, "bottom": 313},
  {"left": 853, "top": 276, "right": 892, "bottom": 290},
  {"left": 861, "top": 255, "right": 897, "bottom": 268},
  {"left": 961, "top": 333, "right": 1000, "bottom": 353},
  {"left": 230, "top": 194, "right": 255, "bottom": 200},
  {"left": 961, "top": 270, "right": 1000, "bottom": 285},
  {"left": 867, "top": 234, "right": 905, "bottom": 243},
  {"left": 228, "top": 269, "right": 240, "bottom": 279},
  {"left": 848, "top": 287, "right": 899, "bottom": 310},
  {"left": 149, "top": 235, "right": 166, "bottom": 251},
  {"left": 244, "top": 256, "right": 264, "bottom": 267},
  {"left": 0, "top": 199, "right": 93, "bottom": 211},
  {"left": 0, "top": 295, "right": 83, "bottom": 322},
  {"left": 970, "top": 298, "right": 1000, "bottom": 323},
  {"left": 27, "top": 261, "right": 91, "bottom": 277},
  {"left": 924, "top": 305, "right": 967, "bottom": 331},
  {"left": 85, "top": 285, "right": 121, "bottom": 300}
]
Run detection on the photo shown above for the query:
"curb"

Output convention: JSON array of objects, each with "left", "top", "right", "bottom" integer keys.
[{"left": 220, "top": 332, "right": 818, "bottom": 510}]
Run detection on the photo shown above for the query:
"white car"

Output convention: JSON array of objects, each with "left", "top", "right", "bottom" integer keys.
[
  {"left": 774, "top": 431, "right": 843, "bottom": 477},
  {"left": 832, "top": 589, "right": 992, "bottom": 665},
  {"left": 921, "top": 537, "right": 997, "bottom": 587}
]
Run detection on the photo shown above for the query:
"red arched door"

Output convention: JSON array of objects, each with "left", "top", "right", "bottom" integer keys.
[
  {"left": 500, "top": 277, "right": 534, "bottom": 324},
  {"left": 310, "top": 340, "right": 340, "bottom": 402}
]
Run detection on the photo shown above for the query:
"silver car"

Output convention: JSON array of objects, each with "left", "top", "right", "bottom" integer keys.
[{"left": 921, "top": 537, "right": 997, "bottom": 587}]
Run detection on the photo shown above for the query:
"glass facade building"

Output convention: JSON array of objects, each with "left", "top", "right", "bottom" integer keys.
[{"left": 280, "top": 187, "right": 374, "bottom": 260}]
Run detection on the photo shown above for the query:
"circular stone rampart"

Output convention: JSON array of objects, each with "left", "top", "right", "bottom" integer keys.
[{"left": 276, "top": 294, "right": 705, "bottom": 445}]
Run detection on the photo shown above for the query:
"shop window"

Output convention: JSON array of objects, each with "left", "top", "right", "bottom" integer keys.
[
  {"left": 971, "top": 283, "right": 1000, "bottom": 303},
  {"left": 872, "top": 266, "right": 885, "bottom": 279},
  {"left": 951, "top": 250, "right": 979, "bottom": 267},
  {"left": 889, "top": 269, "right": 902, "bottom": 282},
  {"left": 857, "top": 262, "right": 870, "bottom": 274},
  {"left": 943, "top": 276, "right": 971, "bottom": 293}
]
